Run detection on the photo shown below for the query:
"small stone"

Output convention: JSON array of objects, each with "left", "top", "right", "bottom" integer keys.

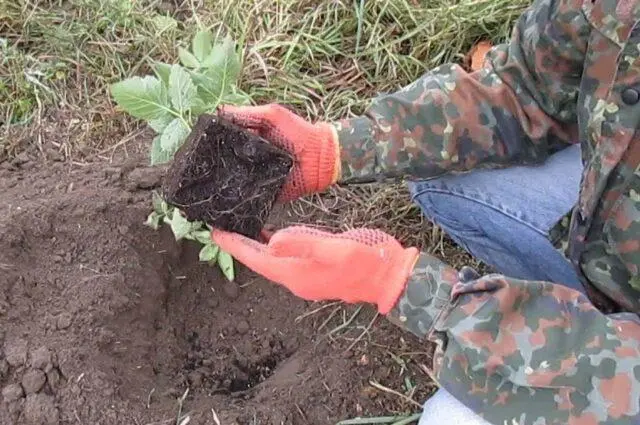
[
  {"left": 162, "top": 387, "right": 180, "bottom": 398},
  {"left": 188, "top": 370, "right": 203, "bottom": 388},
  {"left": 4, "top": 339, "right": 28, "bottom": 367},
  {"left": 56, "top": 313, "right": 73, "bottom": 330},
  {"left": 30, "top": 347, "right": 52, "bottom": 370},
  {"left": 357, "top": 354, "right": 369, "bottom": 366},
  {"left": 126, "top": 167, "right": 164, "bottom": 191},
  {"left": 207, "top": 296, "right": 219, "bottom": 309},
  {"left": 24, "top": 393, "right": 59, "bottom": 425},
  {"left": 46, "top": 369, "right": 60, "bottom": 391},
  {"left": 373, "top": 366, "right": 391, "bottom": 381},
  {"left": 2, "top": 384, "right": 24, "bottom": 402},
  {"left": 12, "top": 152, "right": 30, "bottom": 166},
  {"left": 96, "top": 328, "right": 115, "bottom": 347},
  {"left": 95, "top": 201, "right": 108, "bottom": 213},
  {"left": 45, "top": 148, "right": 63, "bottom": 162},
  {"left": 20, "top": 160, "right": 35, "bottom": 170},
  {"left": 22, "top": 369, "right": 46, "bottom": 394},
  {"left": 234, "top": 355, "right": 249, "bottom": 370},
  {"left": 0, "top": 161, "right": 14, "bottom": 171},
  {"left": 236, "top": 320, "right": 250, "bottom": 335},
  {"left": 0, "top": 359, "right": 8, "bottom": 378},
  {"left": 223, "top": 282, "right": 239, "bottom": 300},
  {"left": 8, "top": 399, "right": 22, "bottom": 419}
]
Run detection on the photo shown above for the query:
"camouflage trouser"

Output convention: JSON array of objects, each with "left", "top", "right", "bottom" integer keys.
[{"left": 407, "top": 144, "right": 583, "bottom": 424}]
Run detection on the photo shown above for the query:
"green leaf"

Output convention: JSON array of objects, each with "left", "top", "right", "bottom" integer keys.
[
  {"left": 110, "top": 76, "right": 169, "bottom": 121},
  {"left": 222, "top": 91, "right": 251, "bottom": 106},
  {"left": 631, "top": 276, "right": 640, "bottom": 292},
  {"left": 169, "top": 64, "right": 197, "bottom": 112},
  {"left": 145, "top": 211, "right": 162, "bottom": 230},
  {"left": 178, "top": 47, "right": 200, "bottom": 69},
  {"left": 199, "top": 243, "right": 219, "bottom": 263},
  {"left": 190, "top": 72, "right": 222, "bottom": 105},
  {"left": 190, "top": 96, "right": 209, "bottom": 115},
  {"left": 166, "top": 209, "right": 192, "bottom": 240},
  {"left": 192, "top": 30, "right": 213, "bottom": 63},
  {"left": 148, "top": 113, "right": 174, "bottom": 133},
  {"left": 152, "top": 61, "right": 172, "bottom": 86},
  {"left": 193, "top": 229, "right": 213, "bottom": 245},
  {"left": 201, "top": 35, "right": 239, "bottom": 72},
  {"left": 196, "top": 35, "right": 241, "bottom": 105},
  {"left": 217, "top": 250, "right": 235, "bottom": 281},
  {"left": 165, "top": 208, "right": 203, "bottom": 241},
  {"left": 160, "top": 118, "right": 190, "bottom": 153},
  {"left": 152, "top": 15, "right": 177, "bottom": 34},
  {"left": 150, "top": 135, "right": 173, "bottom": 165},
  {"left": 151, "top": 191, "right": 167, "bottom": 214}
]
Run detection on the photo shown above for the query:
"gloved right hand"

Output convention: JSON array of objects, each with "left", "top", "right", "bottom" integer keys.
[{"left": 218, "top": 104, "right": 341, "bottom": 202}]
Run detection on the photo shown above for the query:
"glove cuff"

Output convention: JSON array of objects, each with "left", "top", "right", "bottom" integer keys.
[
  {"left": 376, "top": 247, "right": 420, "bottom": 315},
  {"left": 313, "top": 122, "right": 341, "bottom": 191}
]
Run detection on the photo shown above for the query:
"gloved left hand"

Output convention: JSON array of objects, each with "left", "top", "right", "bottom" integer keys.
[{"left": 211, "top": 226, "right": 419, "bottom": 314}]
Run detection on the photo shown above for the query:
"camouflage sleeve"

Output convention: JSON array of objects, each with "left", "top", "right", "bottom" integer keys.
[
  {"left": 388, "top": 254, "right": 640, "bottom": 424},
  {"left": 334, "top": 0, "right": 586, "bottom": 182}
]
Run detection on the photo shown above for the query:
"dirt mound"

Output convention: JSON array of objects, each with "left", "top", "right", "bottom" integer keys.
[{"left": 0, "top": 157, "right": 432, "bottom": 425}]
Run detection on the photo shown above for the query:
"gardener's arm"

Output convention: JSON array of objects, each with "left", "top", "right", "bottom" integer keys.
[
  {"left": 393, "top": 254, "right": 640, "bottom": 424},
  {"left": 211, "top": 222, "right": 640, "bottom": 424},
  {"left": 336, "top": 0, "right": 584, "bottom": 182}
]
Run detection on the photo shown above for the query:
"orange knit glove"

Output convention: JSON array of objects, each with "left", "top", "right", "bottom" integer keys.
[
  {"left": 218, "top": 104, "right": 340, "bottom": 202},
  {"left": 211, "top": 226, "right": 419, "bottom": 314}
]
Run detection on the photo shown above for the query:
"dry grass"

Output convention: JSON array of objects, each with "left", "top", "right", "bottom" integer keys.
[{"left": 1, "top": 0, "right": 530, "bottom": 158}]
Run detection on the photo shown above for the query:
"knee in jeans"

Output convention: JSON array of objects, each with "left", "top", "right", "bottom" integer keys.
[{"left": 409, "top": 184, "right": 483, "bottom": 238}]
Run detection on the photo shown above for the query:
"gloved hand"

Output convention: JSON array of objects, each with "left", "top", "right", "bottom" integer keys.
[
  {"left": 211, "top": 226, "right": 419, "bottom": 314},
  {"left": 218, "top": 104, "right": 340, "bottom": 202}
]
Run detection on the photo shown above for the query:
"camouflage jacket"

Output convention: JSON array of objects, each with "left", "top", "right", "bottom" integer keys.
[{"left": 334, "top": 0, "right": 640, "bottom": 423}]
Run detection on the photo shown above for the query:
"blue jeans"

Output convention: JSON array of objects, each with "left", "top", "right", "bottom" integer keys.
[{"left": 408, "top": 144, "right": 583, "bottom": 424}]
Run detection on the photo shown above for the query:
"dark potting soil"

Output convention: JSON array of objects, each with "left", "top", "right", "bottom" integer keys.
[
  {"left": 0, "top": 156, "right": 434, "bottom": 425},
  {"left": 162, "top": 114, "right": 293, "bottom": 239}
]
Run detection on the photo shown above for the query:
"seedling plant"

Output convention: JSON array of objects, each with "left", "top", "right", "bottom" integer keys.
[{"left": 110, "top": 29, "right": 249, "bottom": 281}]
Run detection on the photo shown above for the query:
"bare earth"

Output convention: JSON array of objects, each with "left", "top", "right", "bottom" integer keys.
[{"left": 0, "top": 155, "right": 434, "bottom": 425}]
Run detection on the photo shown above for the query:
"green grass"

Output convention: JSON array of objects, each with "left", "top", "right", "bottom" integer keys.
[{"left": 0, "top": 0, "right": 529, "bottom": 421}]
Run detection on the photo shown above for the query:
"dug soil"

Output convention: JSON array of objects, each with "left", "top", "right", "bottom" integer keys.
[{"left": 0, "top": 155, "right": 434, "bottom": 425}]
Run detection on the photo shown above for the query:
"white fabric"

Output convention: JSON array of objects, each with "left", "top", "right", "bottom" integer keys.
[{"left": 418, "top": 389, "right": 491, "bottom": 425}]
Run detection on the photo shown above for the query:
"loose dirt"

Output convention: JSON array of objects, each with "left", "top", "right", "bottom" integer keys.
[
  {"left": 0, "top": 155, "right": 434, "bottom": 425},
  {"left": 163, "top": 115, "right": 293, "bottom": 239}
]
